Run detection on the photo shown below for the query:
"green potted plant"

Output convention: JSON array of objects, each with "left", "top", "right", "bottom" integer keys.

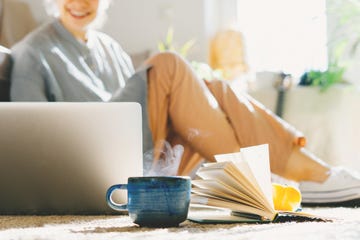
[
  {"left": 158, "top": 27, "right": 196, "bottom": 58},
  {"left": 299, "top": 61, "right": 346, "bottom": 92}
]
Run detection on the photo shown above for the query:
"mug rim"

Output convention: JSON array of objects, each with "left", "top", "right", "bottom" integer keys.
[{"left": 128, "top": 176, "right": 191, "bottom": 181}]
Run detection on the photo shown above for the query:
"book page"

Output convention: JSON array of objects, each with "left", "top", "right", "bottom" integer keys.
[
  {"left": 240, "top": 144, "right": 274, "bottom": 210},
  {"left": 192, "top": 180, "right": 264, "bottom": 209},
  {"left": 196, "top": 165, "right": 265, "bottom": 207},
  {"left": 215, "top": 152, "right": 254, "bottom": 182},
  {"left": 196, "top": 163, "right": 250, "bottom": 193},
  {"left": 213, "top": 153, "right": 261, "bottom": 199},
  {"left": 214, "top": 151, "right": 273, "bottom": 213},
  {"left": 191, "top": 188, "right": 261, "bottom": 209}
]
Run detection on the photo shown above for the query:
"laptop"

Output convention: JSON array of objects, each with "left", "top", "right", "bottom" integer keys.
[{"left": 0, "top": 102, "right": 143, "bottom": 214}]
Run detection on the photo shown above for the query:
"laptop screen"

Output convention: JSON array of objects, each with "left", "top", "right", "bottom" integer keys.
[{"left": 0, "top": 102, "right": 143, "bottom": 214}]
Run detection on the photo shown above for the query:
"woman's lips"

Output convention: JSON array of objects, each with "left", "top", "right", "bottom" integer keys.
[{"left": 67, "top": 9, "right": 91, "bottom": 19}]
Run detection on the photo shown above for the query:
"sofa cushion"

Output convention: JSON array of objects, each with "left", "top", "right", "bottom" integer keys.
[{"left": 0, "top": 45, "right": 11, "bottom": 101}]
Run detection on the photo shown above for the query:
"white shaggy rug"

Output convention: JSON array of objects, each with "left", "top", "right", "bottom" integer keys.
[{"left": 0, "top": 207, "right": 359, "bottom": 240}]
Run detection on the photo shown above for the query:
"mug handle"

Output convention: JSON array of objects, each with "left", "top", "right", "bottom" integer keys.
[{"left": 106, "top": 184, "right": 128, "bottom": 211}]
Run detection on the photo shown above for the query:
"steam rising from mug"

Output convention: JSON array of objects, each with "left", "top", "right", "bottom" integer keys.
[{"left": 143, "top": 140, "right": 184, "bottom": 176}]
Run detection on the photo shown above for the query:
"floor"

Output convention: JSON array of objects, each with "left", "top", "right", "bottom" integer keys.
[{"left": 0, "top": 207, "right": 359, "bottom": 240}]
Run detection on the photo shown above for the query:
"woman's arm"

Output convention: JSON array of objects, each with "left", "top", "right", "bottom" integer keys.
[{"left": 10, "top": 44, "right": 48, "bottom": 101}]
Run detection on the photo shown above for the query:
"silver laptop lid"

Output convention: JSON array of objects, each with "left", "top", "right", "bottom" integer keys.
[{"left": 0, "top": 102, "right": 143, "bottom": 214}]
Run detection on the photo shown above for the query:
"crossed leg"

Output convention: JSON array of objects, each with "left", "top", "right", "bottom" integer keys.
[{"left": 145, "top": 52, "right": 329, "bottom": 182}]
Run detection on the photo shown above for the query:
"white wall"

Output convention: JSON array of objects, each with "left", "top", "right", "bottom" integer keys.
[
  {"left": 102, "top": 0, "right": 237, "bottom": 61},
  {"left": 102, "top": 0, "right": 208, "bottom": 61}
]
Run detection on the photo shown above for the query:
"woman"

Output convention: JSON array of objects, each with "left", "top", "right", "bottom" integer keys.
[{"left": 10, "top": 0, "right": 360, "bottom": 205}]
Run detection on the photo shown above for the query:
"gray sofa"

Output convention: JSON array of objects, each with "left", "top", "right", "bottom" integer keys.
[{"left": 0, "top": 45, "right": 11, "bottom": 101}]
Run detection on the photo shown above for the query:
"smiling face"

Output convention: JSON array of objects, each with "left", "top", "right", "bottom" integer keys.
[{"left": 57, "top": 0, "right": 99, "bottom": 41}]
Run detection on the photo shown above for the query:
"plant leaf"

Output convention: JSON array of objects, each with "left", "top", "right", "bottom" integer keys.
[
  {"left": 166, "top": 27, "right": 174, "bottom": 46},
  {"left": 179, "top": 39, "right": 196, "bottom": 57}
]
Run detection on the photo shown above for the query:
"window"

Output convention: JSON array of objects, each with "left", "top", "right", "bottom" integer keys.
[{"left": 237, "top": 0, "right": 328, "bottom": 77}]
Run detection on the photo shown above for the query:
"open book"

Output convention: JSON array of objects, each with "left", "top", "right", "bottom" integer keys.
[{"left": 189, "top": 144, "right": 330, "bottom": 223}]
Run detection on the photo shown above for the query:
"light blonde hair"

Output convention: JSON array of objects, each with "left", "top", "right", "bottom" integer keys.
[{"left": 43, "top": 0, "right": 112, "bottom": 29}]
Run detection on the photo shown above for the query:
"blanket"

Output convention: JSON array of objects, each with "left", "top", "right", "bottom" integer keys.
[{"left": 0, "top": 207, "right": 359, "bottom": 240}]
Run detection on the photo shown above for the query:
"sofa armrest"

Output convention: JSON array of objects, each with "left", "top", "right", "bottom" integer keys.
[{"left": 0, "top": 46, "right": 12, "bottom": 101}]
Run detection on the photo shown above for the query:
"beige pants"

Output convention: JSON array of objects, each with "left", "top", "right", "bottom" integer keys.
[{"left": 145, "top": 52, "right": 305, "bottom": 176}]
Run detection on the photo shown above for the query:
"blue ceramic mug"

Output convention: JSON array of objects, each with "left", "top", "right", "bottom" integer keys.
[{"left": 106, "top": 176, "right": 191, "bottom": 227}]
